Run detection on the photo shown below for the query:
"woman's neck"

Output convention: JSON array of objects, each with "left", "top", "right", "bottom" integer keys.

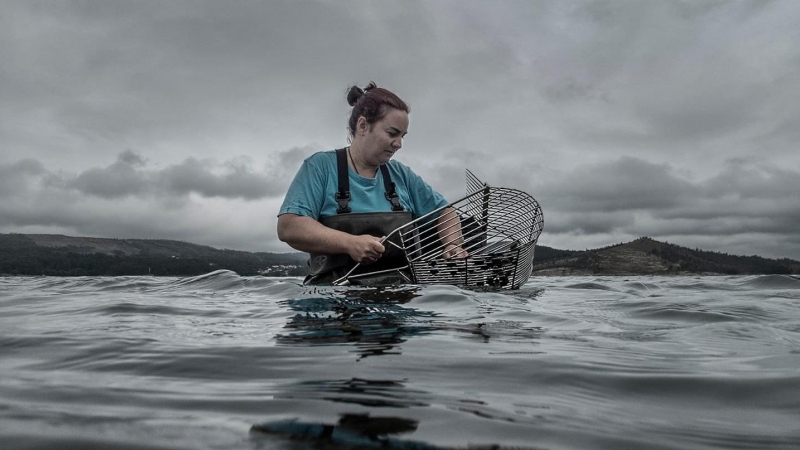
[{"left": 347, "top": 143, "right": 378, "bottom": 177}]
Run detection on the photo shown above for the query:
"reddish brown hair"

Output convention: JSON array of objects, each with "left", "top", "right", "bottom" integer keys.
[{"left": 346, "top": 82, "right": 410, "bottom": 138}]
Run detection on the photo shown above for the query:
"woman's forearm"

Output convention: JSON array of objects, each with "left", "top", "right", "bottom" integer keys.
[
  {"left": 277, "top": 214, "right": 386, "bottom": 263},
  {"left": 436, "top": 207, "right": 464, "bottom": 247},
  {"left": 277, "top": 214, "right": 354, "bottom": 255},
  {"left": 437, "top": 207, "right": 468, "bottom": 258}
]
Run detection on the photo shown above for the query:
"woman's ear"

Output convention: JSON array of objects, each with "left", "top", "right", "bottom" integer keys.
[{"left": 356, "top": 116, "right": 368, "bottom": 135}]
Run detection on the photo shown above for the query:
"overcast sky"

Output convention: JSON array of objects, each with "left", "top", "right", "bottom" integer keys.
[{"left": 2, "top": 0, "right": 799, "bottom": 259}]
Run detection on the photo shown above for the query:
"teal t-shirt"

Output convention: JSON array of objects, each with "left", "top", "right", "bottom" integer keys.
[{"left": 278, "top": 150, "right": 449, "bottom": 220}]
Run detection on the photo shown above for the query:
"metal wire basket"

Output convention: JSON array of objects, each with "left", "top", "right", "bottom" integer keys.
[{"left": 333, "top": 170, "right": 544, "bottom": 289}]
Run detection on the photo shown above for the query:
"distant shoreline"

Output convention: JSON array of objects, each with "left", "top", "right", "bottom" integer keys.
[{"left": 2, "top": 233, "right": 798, "bottom": 277}]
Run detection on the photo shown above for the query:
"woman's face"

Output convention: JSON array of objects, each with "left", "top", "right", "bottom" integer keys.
[{"left": 358, "top": 108, "right": 409, "bottom": 166}]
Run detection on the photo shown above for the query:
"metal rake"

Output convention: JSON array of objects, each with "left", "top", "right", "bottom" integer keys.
[{"left": 333, "top": 170, "right": 544, "bottom": 289}]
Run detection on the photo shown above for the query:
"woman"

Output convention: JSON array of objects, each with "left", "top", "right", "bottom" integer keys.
[{"left": 277, "top": 82, "right": 466, "bottom": 285}]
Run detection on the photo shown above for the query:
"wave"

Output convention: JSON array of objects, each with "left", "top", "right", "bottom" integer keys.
[{"left": 739, "top": 274, "right": 800, "bottom": 290}]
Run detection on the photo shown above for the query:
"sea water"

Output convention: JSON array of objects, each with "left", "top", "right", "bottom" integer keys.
[{"left": 1, "top": 271, "right": 799, "bottom": 450}]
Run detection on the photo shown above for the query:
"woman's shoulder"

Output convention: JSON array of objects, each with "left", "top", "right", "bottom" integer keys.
[
  {"left": 299, "top": 149, "right": 340, "bottom": 173},
  {"left": 304, "top": 149, "right": 338, "bottom": 164},
  {"left": 386, "top": 158, "right": 415, "bottom": 174},
  {"left": 386, "top": 159, "right": 423, "bottom": 183}
]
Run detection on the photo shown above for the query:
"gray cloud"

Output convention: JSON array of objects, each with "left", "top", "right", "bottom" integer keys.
[
  {"left": 8, "top": 151, "right": 291, "bottom": 201},
  {"left": 535, "top": 156, "right": 800, "bottom": 256},
  {"left": 540, "top": 157, "right": 695, "bottom": 212},
  {"left": 0, "top": 159, "right": 46, "bottom": 195},
  {"left": 70, "top": 151, "right": 149, "bottom": 198},
  {"left": 157, "top": 157, "right": 279, "bottom": 200}
]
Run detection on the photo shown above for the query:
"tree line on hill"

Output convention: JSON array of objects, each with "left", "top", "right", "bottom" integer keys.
[
  {"left": 0, "top": 234, "right": 307, "bottom": 277},
  {"left": 531, "top": 237, "right": 800, "bottom": 275}
]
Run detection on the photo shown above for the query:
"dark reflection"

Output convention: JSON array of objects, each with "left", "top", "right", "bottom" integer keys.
[
  {"left": 251, "top": 413, "right": 431, "bottom": 449},
  {"left": 275, "top": 377, "right": 430, "bottom": 408},
  {"left": 251, "top": 413, "right": 536, "bottom": 449},
  {"left": 337, "top": 413, "right": 418, "bottom": 436},
  {"left": 452, "top": 320, "right": 545, "bottom": 344},
  {"left": 276, "top": 286, "right": 437, "bottom": 359}
]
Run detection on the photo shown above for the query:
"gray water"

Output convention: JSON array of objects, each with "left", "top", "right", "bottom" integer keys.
[{"left": 2, "top": 272, "right": 799, "bottom": 450}]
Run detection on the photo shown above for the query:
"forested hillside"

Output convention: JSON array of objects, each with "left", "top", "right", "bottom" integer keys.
[
  {"left": 0, "top": 234, "right": 306, "bottom": 276},
  {"left": 532, "top": 237, "right": 800, "bottom": 275}
]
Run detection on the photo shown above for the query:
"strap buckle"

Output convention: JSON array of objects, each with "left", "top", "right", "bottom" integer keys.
[
  {"left": 385, "top": 184, "right": 404, "bottom": 212},
  {"left": 335, "top": 190, "right": 352, "bottom": 214}
]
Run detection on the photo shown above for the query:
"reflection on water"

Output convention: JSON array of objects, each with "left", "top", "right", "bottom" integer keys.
[
  {"left": 251, "top": 413, "right": 427, "bottom": 449},
  {"left": 252, "top": 413, "right": 525, "bottom": 450},
  {"left": 276, "top": 286, "right": 437, "bottom": 359},
  {"left": 276, "top": 377, "right": 430, "bottom": 408}
]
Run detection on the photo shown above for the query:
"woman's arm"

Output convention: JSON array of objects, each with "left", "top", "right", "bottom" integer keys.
[
  {"left": 436, "top": 207, "right": 468, "bottom": 258},
  {"left": 277, "top": 213, "right": 385, "bottom": 263}
]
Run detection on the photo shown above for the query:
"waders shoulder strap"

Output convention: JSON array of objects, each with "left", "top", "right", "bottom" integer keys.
[
  {"left": 334, "top": 148, "right": 351, "bottom": 214},
  {"left": 379, "top": 165, "right": 404, "bottom": 212},
  {"left": 334, "top": 147, "right": 405, "bottom": 214}
]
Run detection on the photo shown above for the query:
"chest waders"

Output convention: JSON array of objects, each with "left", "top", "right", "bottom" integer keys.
[{"left": 304, "top": 148, "right": 413, "bottom": 285}]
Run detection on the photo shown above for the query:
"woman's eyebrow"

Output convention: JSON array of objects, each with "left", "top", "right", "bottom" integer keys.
[{"left": 387, "top": 127, "right": 408, "bottom": 136}]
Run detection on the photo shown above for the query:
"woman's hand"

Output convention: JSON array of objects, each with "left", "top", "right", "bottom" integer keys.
[
  {"left": 443, "top": 243, "right": 468, "bottom": 259},
  {"left": 437, "top": 207, "right": 468, "bottom": 259},
  {"left": 348, "top": 235, "right": 386, "bottom": 263},
  {"left": 278, "top": 214, "right": 385, "bottom": 263}
]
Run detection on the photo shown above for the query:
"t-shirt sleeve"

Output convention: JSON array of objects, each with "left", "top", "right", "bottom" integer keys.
[
  {"left": 278, "top": 155, "right": 328, "bottom": 219},
  {"left": 399, "top": 163, "right": 449, "bottom": 218}
]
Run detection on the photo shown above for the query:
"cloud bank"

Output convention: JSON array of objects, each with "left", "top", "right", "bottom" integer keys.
[{"left": 2, "top": 149, "right": 798, "bottom": 258}]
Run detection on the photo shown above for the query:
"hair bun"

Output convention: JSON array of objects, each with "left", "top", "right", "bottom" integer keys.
[{"left": 346, "top": 86, "right": 365, "bottom": 107}]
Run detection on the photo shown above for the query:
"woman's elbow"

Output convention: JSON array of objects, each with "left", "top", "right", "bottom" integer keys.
[{"left": 276, "top": 215, "right": 293, "bottom": 244}]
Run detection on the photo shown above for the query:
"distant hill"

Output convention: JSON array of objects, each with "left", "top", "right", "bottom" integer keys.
[
  {"left": 2, "top": 233, "right": 798, "bottom": 277},
  {"left": 0, "top": 234, "right": 307, "bottom": 276},
  {"left": 532, "top": 237, "right": 800, "bottom": 276}
]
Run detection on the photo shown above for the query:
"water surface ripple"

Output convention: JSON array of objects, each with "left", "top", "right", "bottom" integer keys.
[{"left": 2, "top": 272, "right": 799, "bottom": 449}]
